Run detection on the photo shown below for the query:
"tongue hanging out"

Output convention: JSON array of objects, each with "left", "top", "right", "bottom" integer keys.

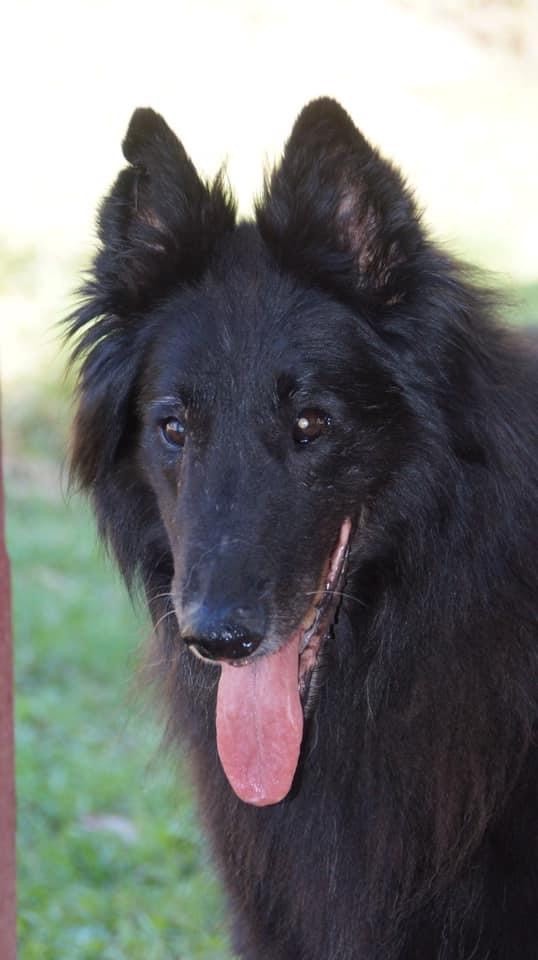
[
  {"left": 215, "top": 518, "right": 352, "bottom": 807},
  {"left": 216, "top": 629, "right": 304, "bottom": 806}
]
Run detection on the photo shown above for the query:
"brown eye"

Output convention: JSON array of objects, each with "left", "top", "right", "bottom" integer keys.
[
  {"left": 161, "top": 417, "right": 186, "bottom": 447},
  {"left": 293, "top": 409, "right": 331, "bottom": 445}
]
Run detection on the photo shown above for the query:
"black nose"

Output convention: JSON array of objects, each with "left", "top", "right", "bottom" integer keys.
[
  {"left": 181, "top": 605, "right": 265, "bottom": 662},
  {"left": 185, "top": 623, "right": 262, "bottom": 662}
]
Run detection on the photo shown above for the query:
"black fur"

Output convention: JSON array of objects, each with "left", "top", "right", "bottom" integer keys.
[{"left": 66, "top": 99, "right": 537, "bottom": 959}]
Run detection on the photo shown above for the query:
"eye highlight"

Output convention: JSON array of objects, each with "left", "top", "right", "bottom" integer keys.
[
  {"left": 160, "top": 417, "right": 186, "bottom": 448},
  {"left": 293, "top": 409, "right": 331, "bottom": 445}
]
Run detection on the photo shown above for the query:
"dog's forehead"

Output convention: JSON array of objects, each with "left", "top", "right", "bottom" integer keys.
[{"left": 153, "top": 227, "right": 355, "bottom": 387}]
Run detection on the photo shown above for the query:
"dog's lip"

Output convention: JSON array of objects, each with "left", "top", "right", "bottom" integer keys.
[
  {"left": 296, "top": 518, "right": 352, "bottom": 699},
  {"left": 299, "top": 519, "right": 352, "bottom": 652}
]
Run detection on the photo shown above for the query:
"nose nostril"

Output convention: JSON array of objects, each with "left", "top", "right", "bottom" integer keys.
[
  {"left": 185, "top": 624, "right": 262, "bottom": 662},
  {"left": 188, "top": 639, "right": 221, "bottom": 662}
]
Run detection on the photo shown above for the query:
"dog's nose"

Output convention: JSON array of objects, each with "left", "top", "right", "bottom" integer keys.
[
  {"left": 181, "top": 605, "right": 265, "bottom": 662},
  {"left": 186, "top": 623, "right": 262, "bottom": 661}
]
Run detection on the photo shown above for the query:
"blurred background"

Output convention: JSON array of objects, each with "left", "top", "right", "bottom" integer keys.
[{"left": 1, "top": 1, "right": 537, "bottom": 957}]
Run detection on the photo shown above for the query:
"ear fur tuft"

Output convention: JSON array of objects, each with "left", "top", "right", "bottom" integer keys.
[
  {"left": 256, "top": 97, "right": 423, "bottom": 303},
  {"left": 64, "top": 109, "right": 236, "bottom": 491},
  {"left": 77, "top": 108, "right": 236, "bottom": 319},
  {"left": 122, "top": 107, "right": 174, "bottom": 165}
]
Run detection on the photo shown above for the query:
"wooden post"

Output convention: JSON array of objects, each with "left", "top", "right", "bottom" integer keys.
[{"left": 0, "top": 420, "right": 16, "bottom": 960}]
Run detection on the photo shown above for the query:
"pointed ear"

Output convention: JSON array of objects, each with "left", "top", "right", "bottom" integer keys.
[
  {"left": 256, "top": 98, "right": 422, "bottom": 303},
  {"left": 89, "top": 107, "right": 236, "bottom": 312},
  {"left": 65, "top": 110, "right": 236, "bottom": 495}
]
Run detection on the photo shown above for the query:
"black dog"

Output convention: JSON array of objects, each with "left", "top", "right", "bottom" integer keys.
[{"left": 66, "top": 99, "right": 537, "bottom": 959}]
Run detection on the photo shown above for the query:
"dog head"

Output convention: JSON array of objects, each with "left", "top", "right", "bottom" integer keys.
[{"left": 67, "top": 99, "right": 439, "bottom": 803}]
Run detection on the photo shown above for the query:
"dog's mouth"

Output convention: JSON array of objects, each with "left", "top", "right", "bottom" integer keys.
[
  {"left": 297, "top": 517, "right": 351, "bottom": 708},
  {"left": 215, "top": 518, "right": 352, "bottom": 808}
]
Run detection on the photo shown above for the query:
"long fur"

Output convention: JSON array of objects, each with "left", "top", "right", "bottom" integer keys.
[{"left": 66, "top": 99, "right": 537, "bottom": 959}]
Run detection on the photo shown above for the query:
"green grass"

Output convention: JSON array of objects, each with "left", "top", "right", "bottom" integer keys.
[{"left": 8, "top": 470, "right": 234, "bottom": 959}]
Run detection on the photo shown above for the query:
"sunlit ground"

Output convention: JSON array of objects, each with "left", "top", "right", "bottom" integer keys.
[{"left": 2, "top": 1, "right": 537, "bottom": 957}]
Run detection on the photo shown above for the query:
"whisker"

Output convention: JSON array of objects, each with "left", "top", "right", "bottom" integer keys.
[
  {"left": 151, "top": 608, "right": 176, "bottom": 636},
  {"left": 148, "top": 591, "right": 175, "bottom": 607},
  {"left": 327, "top": 589, "right": 367, "bottom": 608},
  {"left": 139, "top": 652, "right": 181, "bottom": 673},
  {"left": 302, "top": 589, "right": 366, "bottom": 607}
]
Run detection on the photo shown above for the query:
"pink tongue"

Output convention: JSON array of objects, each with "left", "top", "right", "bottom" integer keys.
[{"left": 216, "top": 631, "right": 304, "bottom": 806}]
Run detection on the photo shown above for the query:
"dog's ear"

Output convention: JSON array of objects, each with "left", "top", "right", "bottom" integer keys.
[
  {"left": 86, "top": 108, "right": 236, "bottom": 313},
  {"left": 256, "top": 98, "right": 422, "bottom": 303},
  {"left": 65, "top": 110, "right": 235, "bottom": 492}
]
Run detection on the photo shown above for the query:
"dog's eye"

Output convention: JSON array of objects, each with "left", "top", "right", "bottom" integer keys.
[
  {"left": 293, "top": 409, "right": 331, "bottom": 445},
  {"left": 161, "top": 417, "right": 186, "bottom": 448}
]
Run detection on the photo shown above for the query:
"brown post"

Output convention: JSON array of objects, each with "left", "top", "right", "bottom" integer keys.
[{"left": 0, "top": 421, "right": 16, "bottom": 960}]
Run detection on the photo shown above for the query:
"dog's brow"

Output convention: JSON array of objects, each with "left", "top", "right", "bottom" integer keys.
[{"left": 148, "top": 396, "right": 184, "bottom": 408}]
